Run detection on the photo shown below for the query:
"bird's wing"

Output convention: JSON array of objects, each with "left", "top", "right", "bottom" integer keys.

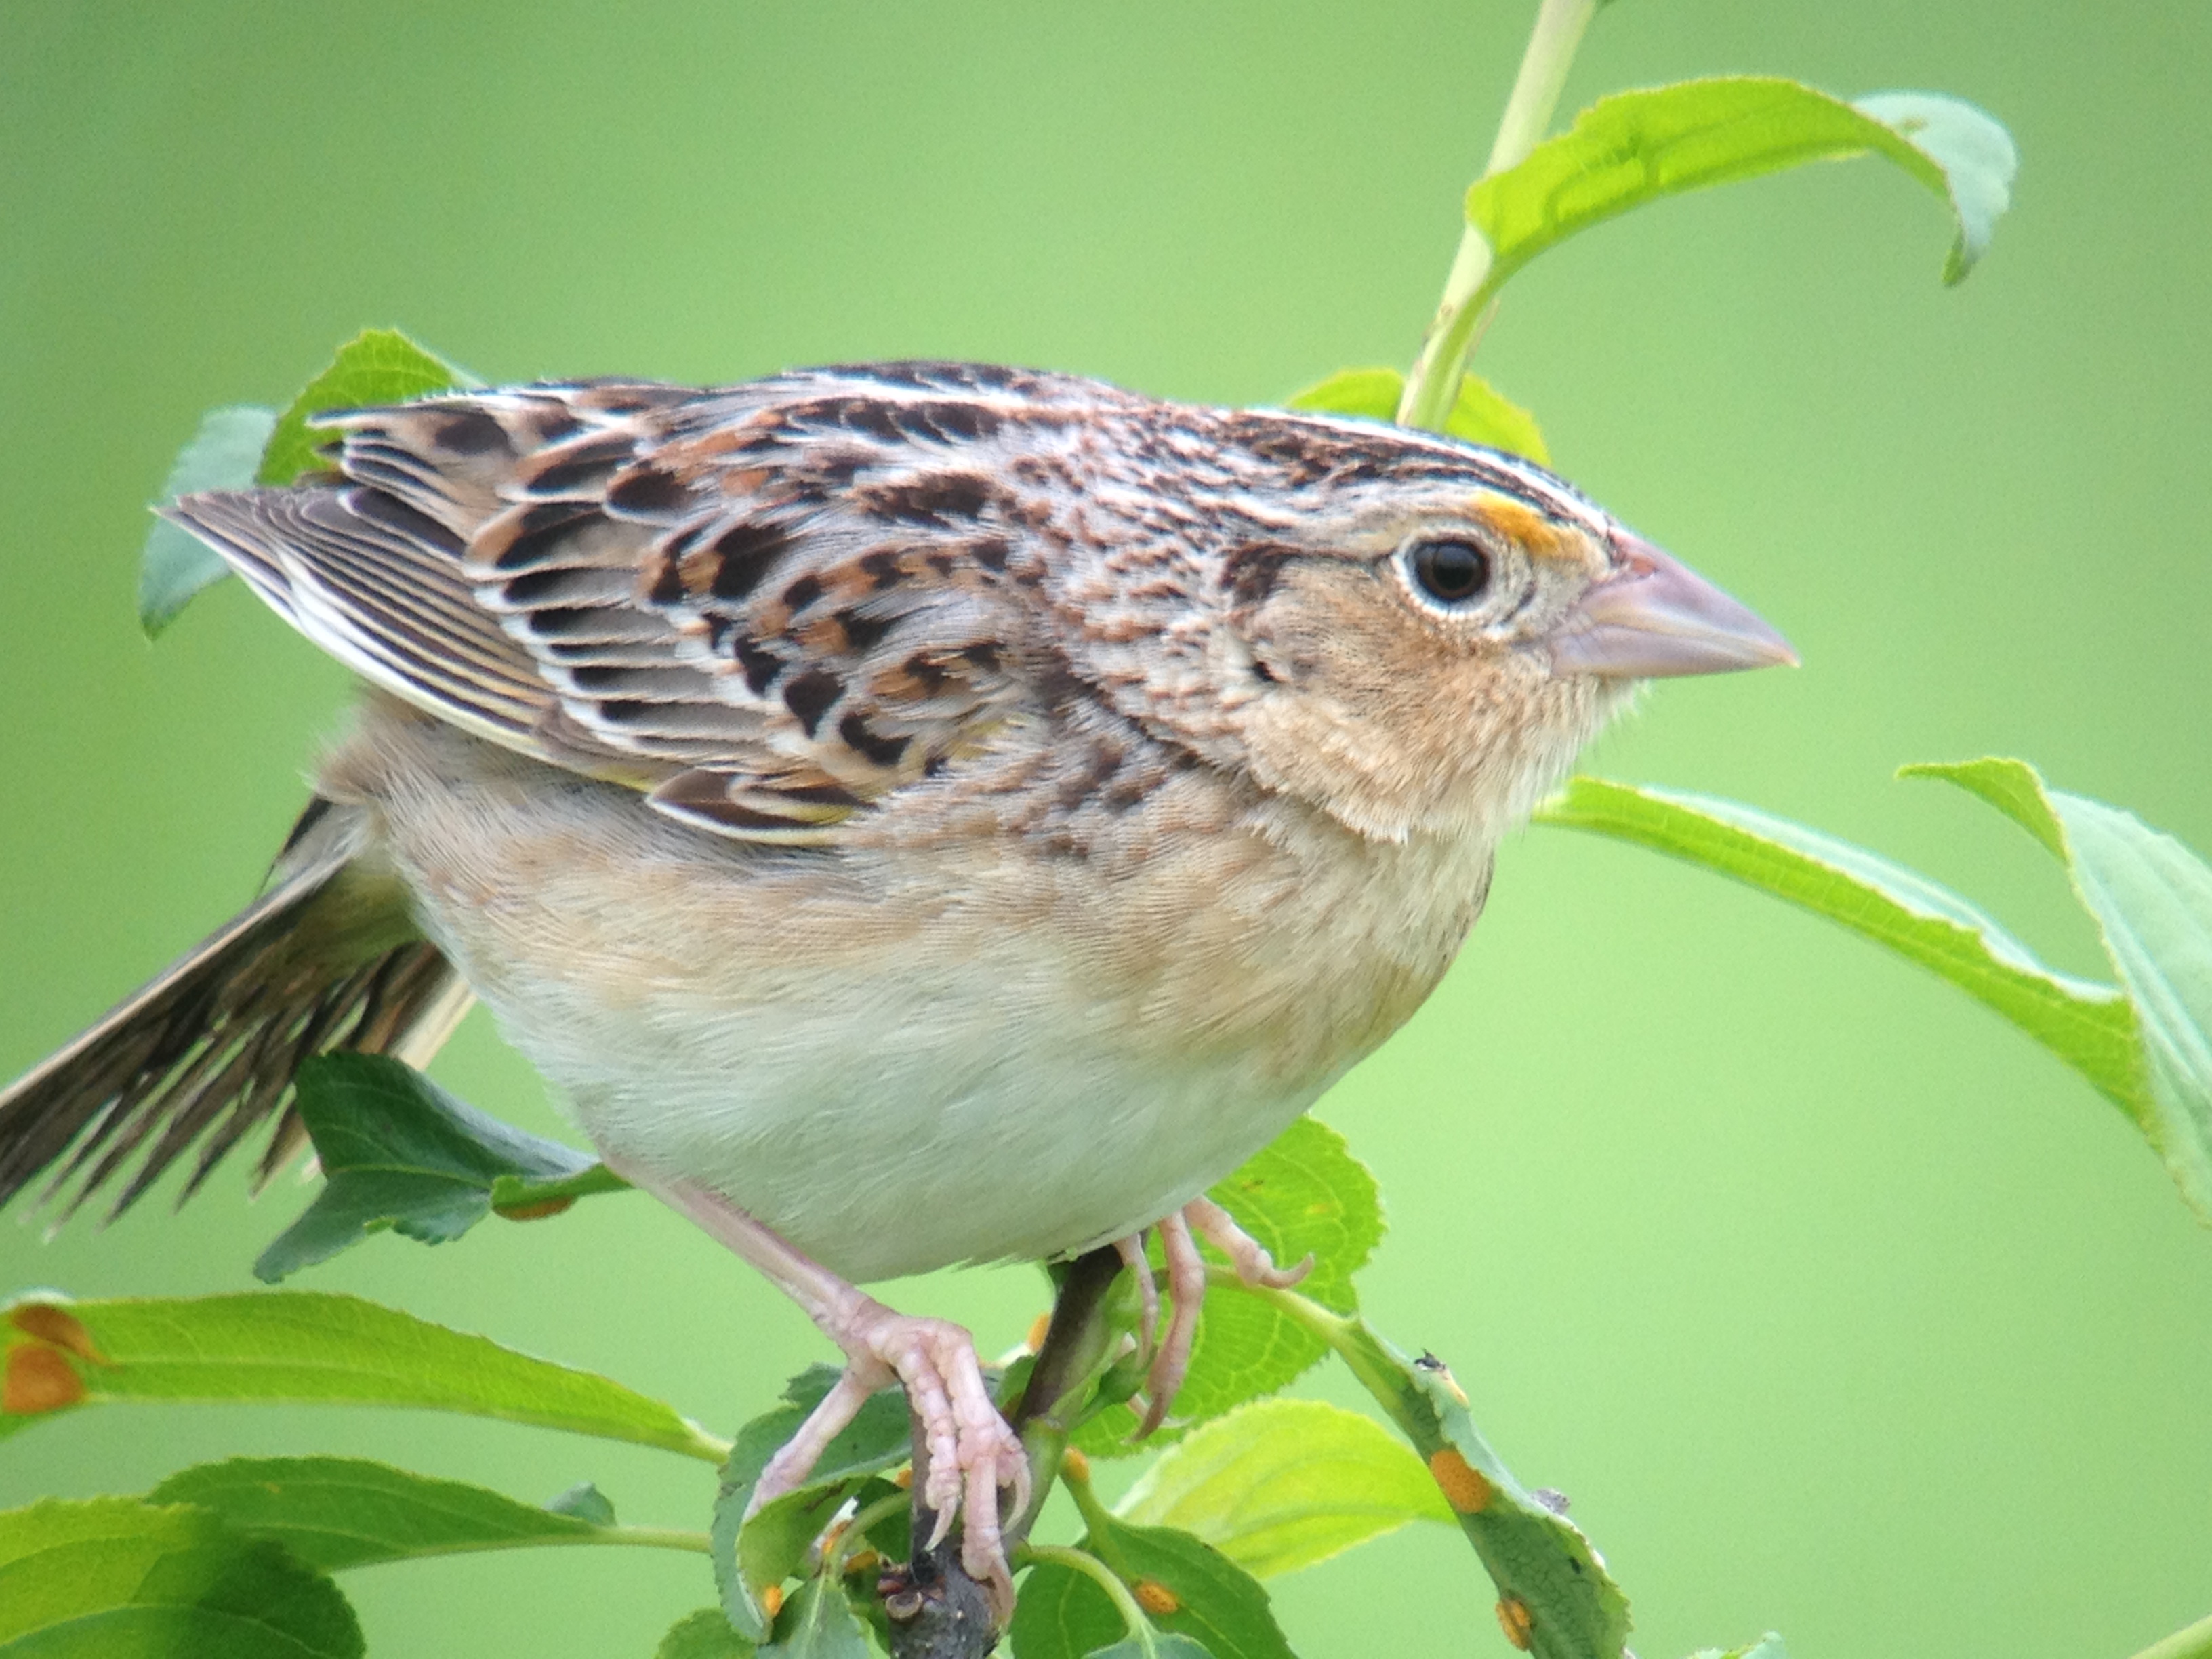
[{"left": 168, "top": 373, "right": 1053, "bottom": 842}]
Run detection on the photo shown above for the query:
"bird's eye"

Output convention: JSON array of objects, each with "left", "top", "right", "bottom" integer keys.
[{"left": 1408, "top": 539, "right": 1491, "bottom": 605}]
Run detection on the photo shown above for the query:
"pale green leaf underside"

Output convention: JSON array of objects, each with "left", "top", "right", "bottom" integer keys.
[
  {"left": 1905, "top": 759, "right": 2212, "bottom": 1221},
  {"left": 1535, "top": 776, "right": 2144, "bottom": 1117},
  {"left": 137, "top": 403, "right": 277, "bottom": 636},
  {"left": 0, "top": 1496, "right": 363, "bottom": 1657},
  {"left": 1286, "top": 366, "right": 1550, "bottom": 463},
  {"left": 0, "top": 1289, "right": 726, "bottom": 1460},
  {"left": 146, "top": 1456, "right": 602, "bottom": 1571},
  {"left": 1469, "top": 77, "right": 2016, "bottom": 289},
  {"left": 1116, "top": 1397, "right": 1450, "bottom": 1578}
]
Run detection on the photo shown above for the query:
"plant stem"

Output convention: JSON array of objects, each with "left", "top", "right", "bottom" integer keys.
[
  {"left": 1397, "top": 0, "right": 1601, "bottom": 430},
  {"left": 2133, "top": 1612, "right": 2212, "bottom": 1659},
  {"left": 1017, "top": 1544, "right": 1161, "bottom": 1659}
]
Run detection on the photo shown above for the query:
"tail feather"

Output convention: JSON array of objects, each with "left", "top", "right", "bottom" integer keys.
[{"left": 0, "top": 801, "right": 474, "bottom": 1221}]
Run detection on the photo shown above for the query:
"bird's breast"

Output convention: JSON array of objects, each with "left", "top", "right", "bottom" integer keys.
[{"left": 333, "top": 710, "right": 1493, "bottom": 1279}]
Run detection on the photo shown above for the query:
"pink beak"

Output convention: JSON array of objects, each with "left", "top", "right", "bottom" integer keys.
[{"left": 1548, "top": 532, "right": 1799, "bottom": 680}]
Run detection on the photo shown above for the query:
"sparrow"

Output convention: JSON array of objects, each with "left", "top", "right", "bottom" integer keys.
[{"left": 0, "top": 360, "right": 1793, "bottom": 1605}]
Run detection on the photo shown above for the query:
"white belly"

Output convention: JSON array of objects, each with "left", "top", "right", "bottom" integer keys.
[{"left": 492, "top": 943, "right": 1337, "bottom": 1282}]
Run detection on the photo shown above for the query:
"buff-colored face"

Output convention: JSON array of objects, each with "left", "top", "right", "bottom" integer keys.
[{"left": 1223, "top": 468, "right": 1790, "bottom": 842}]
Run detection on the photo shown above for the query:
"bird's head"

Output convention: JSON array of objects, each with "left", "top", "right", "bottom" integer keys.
[{"left": 1078, "top": 405, "right": 1797, "bottom": 844}]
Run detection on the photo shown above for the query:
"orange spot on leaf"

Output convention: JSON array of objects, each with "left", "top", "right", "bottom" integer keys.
[
  {"left": 1132, "top": 1579, "right": 1180, "bottom": 1616},
  {"left": 1025, "top": 1313, "right": 1052, "bottom": 1353},
  {"left": 3, "top": 1343, "right": 86, "bottom": 1414},
  {"left": 1495, "top": 1596, "right": 1534, "bottom": 1651},
  {"left": 1060, "top": 1448, "right": 1091, "bottom": 1483},
  {"left": 1429, "top": 1448, "right": 1493, "bottom": 1513},
  {"left": 8, "top": 1303, "right": 109, "bottom": 1365},
  {"left": 760, "top": 1583, "right": 785, "bottom": 1620}
]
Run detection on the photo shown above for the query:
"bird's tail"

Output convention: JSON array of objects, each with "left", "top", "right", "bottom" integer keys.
[{"left": 0, "top": 798, "right": 473, "bottom": 1221}]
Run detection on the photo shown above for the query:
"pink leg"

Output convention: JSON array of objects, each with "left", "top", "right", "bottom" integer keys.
[
  {"left": 1186, "top": 1196, "right": 1313, "bottom": 1288},
  {"left": 1124, "top": 1198, "right": 1314, "bottom": 1437},
  {"left": 605, "top": 1157, "right": 1028, "bottom": 1615},
  {"left": 1115, "top": 1231, "right": 1160, "bottom": 1363}
]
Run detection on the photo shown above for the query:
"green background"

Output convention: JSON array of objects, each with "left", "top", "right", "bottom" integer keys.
[{"left": 3, "top": 3, "right": 2207, "bottom": 1655}]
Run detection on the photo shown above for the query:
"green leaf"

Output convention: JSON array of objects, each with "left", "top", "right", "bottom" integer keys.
[
  {"left": 1309, "top": 1316, "right": 1630, "bottom": 1659},
  {"left": 257, "top": 327, "right": 475, "bottom": 487},
  {"left": 1905, "top": 759, "right": 2212, "bottom": 1221},
  {"left": 1012, "top": 1516, "right": 1292, "bottom": 1659},
  {"left": 0, "top": 1289, "right": 729, "bottom": 1461},
  {"left": 714, "top": 1368, "right": 913, "bottom": 1643},
  {"left": 138, "top": 403, "right": 277, "bottom": 636},
  {"left": 1115, "top": 1398, "right": 1450, "bottom": 1578},
  {"left": 1285, "top": 367, "right": 1401, "bottom": 422},
  {"left": 145, "top": 1456, "right": 602, "bottom": 1571},
  {"left": 253, "top": 1053, "right": 626, "bottom": 1284},
  {"left": 661, "top": 1607, "right": 760, "bottom": 1658},
  {"left": 1443, "top": 375, "right": 1550, "bottom": 466},
  {"left": 1284, "top": 367, "right": 1550, "bottom": 464},
  {"left": 1085, "top": 1638, "right": 1214, "bottom": 1659},
  {"left": 1469, "top": 77, "right": 2016, "bottom": 289},
  {"left": 1076, "top": 1118, "right": 1382, "bottom": 1457},
  {"left": 0, "top": 1496, "right": 363, "bottom": 1658},
  {"left": 1534, "top": 776, "right": 2144, "bottom": 1117},
  {"left": 760, "top": 1576, "right": 876, "bottom": 1659}
]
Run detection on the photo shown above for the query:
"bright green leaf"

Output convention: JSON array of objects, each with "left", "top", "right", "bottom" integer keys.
[
  {"left": 1469, "top": 77, "right": 2016, "bottom": 290},
  {"left": 760, "top": 1576, "right": 876, "bottom": 1659},
  {"left": 0, "top": 1496, "right": 363, "bottom": 1658},
  {"left": 1906, "top": 759, "right": 2212, "bottom": 1221},
  {"left": 1076, "top": 1118, "right": 1382, "bottom": 1456},
  {"left": 1443, "top": 373, "right": 1550, "bottom": 466},
  {"left": 1534, "top": 776, "right": 2145, "bottom": 1117},
  {"left": 1012, "top": 1515, "right": 1292, "bottom": 1659},
  {"left": 257, "top": 328, "right": 476, "bottom": 487},
  {"left": 146, "top": 1456, "right": 605, "bottom": 1571},
  {"left": 253, "top": 1053, "right": 625, "bottom": 1284},
  {"left": 0, "top": 1289, "right": 728, "bottom": 1461},
  {"left": 1116, "top": 1397, "right": 1450, "bottom": 1578},
  {"left": 660, "top": 1607, "right": 758, "bottom": 1659},
  {"left": 1285, "top": 367, "right": 1401, "bottom": 422},
  {"left": 1286, "top": 366, "right": 1549, "bottom": 464},
  {"left": 138, "top": 403, "right": 276, "bottom": 636},
  {"left": 714, "top": 1367, "right": 912, "bottom": 1643}
]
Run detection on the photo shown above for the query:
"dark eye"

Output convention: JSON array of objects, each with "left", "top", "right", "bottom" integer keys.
[{"left": 1408, "top": 539, "right": 1491, "bottom": 605}]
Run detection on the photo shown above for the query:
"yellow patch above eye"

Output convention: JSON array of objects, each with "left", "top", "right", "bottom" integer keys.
[{"left": 1469, "top": 496, "right": 1574, "bottom": 562}]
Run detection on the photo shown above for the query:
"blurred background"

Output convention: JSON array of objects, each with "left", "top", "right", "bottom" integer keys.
[{"left": 2, "top": 2, "right": 2207, "bottom": 1654}]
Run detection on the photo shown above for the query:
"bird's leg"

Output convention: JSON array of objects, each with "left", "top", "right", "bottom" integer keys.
[
  {"left": 1128, "top": 1197, "right": 1315, "bottom": 1437},
  {"left": 1114, "top": 1230, "right": 1160, "bottom": 1364},
  {"left": 603, "top": 1158, "right": 1028, "bottom": 1612}
]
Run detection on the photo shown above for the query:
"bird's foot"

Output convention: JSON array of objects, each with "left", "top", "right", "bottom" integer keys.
[
  {"left": 750, "top": 1298, "right": 1029, "bottom": 1618},
  {"left": 1126, "top": 1196, "right": 1315, "bottom": 1437},
  {"left": 594, "top": 1160, "right": 1028, "bottom": 1621}
]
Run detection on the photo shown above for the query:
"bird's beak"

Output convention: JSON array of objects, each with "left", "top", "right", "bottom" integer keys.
[{"left": 1547, "top": 532, "right": 1799, "bottom": 679}]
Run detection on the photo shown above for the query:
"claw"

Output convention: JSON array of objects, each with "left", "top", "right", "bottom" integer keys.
[
  {"left": 594, "top": 1163, "right": 1027, "bottom": 1623},
  {"left": 1115, "top": 1230, "right": 1160, "bottom": 1364},
  {"left": 1124, "top": 1197, "right": 1313, "bottom": 1438}
]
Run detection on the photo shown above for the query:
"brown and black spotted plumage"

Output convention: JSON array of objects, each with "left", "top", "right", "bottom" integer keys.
[{"left": 0, "top": 360, "right": 1792, "bottom": 1600}]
